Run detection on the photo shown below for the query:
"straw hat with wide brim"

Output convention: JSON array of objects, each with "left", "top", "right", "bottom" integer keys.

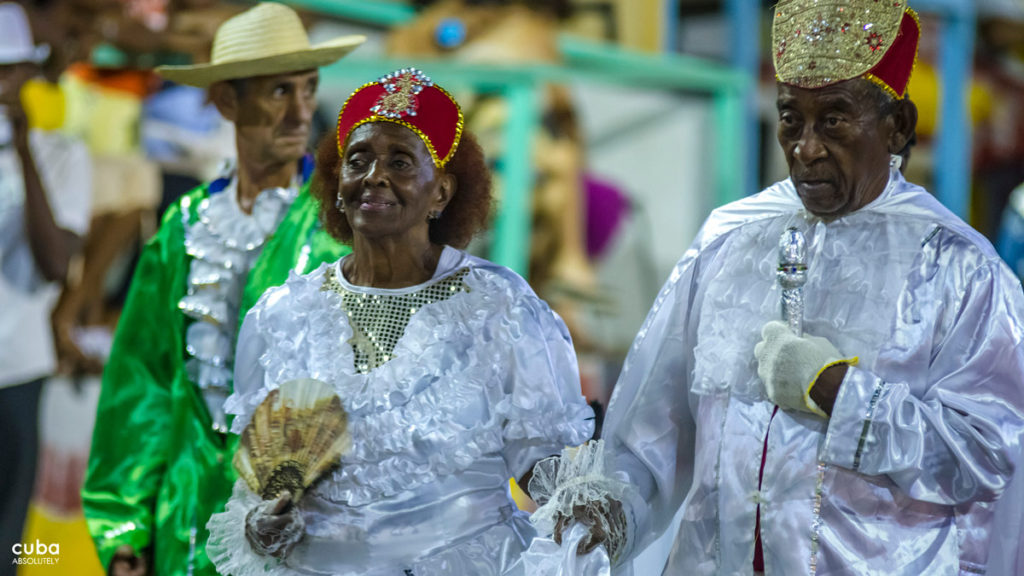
[{"left": 156, "top": 2, "right": 365, "bottom": 88}]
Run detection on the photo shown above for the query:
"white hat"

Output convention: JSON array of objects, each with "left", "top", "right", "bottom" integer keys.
[
  {"left": 156, "top": 2, "right": 364, "bottom": 87},
  {"left": 0, "top": 3, "right": 49, "bottom": 65}
]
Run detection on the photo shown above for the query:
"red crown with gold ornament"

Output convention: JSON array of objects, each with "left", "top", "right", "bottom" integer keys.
[
  {"left": 772, "top": 0, "right": 920, "bottom": 99},
  {"left": 336, "top": 68, "right": 464, "bottom": 167}
]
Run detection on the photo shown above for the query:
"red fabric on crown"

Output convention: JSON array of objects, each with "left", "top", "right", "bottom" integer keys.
[
  {"left": 866, "top": 10, "right": 919, "bottom": 98},
  {"left": 336, "top": 71, "right": 463, "bottom": 167}
]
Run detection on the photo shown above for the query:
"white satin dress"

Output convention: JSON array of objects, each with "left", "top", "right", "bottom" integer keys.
[{"left": 206, "top": 247, "right": 595, "bottom": 576}]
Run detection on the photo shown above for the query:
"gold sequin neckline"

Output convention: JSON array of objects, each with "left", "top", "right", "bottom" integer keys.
[{"left": 321, "top": 265, "right": 471, "bottom": 374}]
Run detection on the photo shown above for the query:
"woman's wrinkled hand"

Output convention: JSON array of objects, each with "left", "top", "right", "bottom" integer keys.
[
  {"left": 552, "top": 498, "right": 626, "bottom": 558},
  {"left": 244, "top": 491, "right": 305, "bottom": 559}
]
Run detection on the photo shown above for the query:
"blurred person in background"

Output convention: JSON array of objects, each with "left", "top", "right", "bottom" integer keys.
[
  {"left": 47, "top": 0, "right": 243, "bottom": 378},
  {"left": 81, "top": 4, "right": 364, "bottom": 575},
  {"left": 537, "top": 1, "right": 1024, "bottom": 574},
  {"left": 0, "top": 2, "right": 92, "bottom": 570},
  {"left": 389, "top": 1, "right": 598, "bottom": 338},
  {"left": 998, "top": 182, "right": 1024, "bottom": 280}
]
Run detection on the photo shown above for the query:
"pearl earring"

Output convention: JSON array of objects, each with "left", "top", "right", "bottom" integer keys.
[
  {"left": 335, "top": 194, "right": 345, "bottom": 213},
  {"left": 889, "top": 154, "right": 903, "bottom": 171}
]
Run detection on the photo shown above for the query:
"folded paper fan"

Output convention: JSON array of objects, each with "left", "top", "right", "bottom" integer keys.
[{"left": 234, "top": 378, "right": 350, "bottom": 501}]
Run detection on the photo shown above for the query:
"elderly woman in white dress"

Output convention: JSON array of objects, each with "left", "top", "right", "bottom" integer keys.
[{"left": 204, "top": 68, "right": 594, "bottom": 576}]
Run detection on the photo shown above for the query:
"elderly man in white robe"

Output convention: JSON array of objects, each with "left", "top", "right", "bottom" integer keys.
[{"left": 540, "top": 1, "right": 1024, "bottom": 574}]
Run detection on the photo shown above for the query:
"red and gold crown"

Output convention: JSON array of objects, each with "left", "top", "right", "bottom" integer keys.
[
  {"left": 336, "top": 68, "right": 464, "bottom": 167},
  {"left": 772, "top": 0, "right": 920, "bottom": 99}
]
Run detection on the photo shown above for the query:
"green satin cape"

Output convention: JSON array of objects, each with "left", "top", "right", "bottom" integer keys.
[{"left": 82, "top": 181, "right": 349, "bottom": 576}]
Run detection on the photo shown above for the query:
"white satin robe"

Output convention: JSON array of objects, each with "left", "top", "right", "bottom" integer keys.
[
  {"left": 604, "top": 170, "right": 1024, "bottom": 575},
  {"left": 206, "top": 248, "right": 594, "bottom": 576}
]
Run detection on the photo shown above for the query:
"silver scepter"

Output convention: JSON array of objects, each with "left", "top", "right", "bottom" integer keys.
[{"left": 777, "top": 227, "right": 807, "bottom": 337}]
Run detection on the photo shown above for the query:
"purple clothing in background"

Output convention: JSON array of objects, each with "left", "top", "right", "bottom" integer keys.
[{"left": 584, "top": 175, "right": 629, "bottom": 259}]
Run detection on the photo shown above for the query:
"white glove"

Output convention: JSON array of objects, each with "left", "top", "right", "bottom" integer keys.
[{"left": 754, "top": 321, "right": 856, "bottom": 418}]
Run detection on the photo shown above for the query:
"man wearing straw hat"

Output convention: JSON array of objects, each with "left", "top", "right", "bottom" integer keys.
[
  {"left": 533, "top": 1, "right": 1024, "bottom": 574},
  {"left": 82, "top": 4, "right": 363, "bottom": 575},
  {"left": 0, "top": 3, "right": 92, "bottom": 571}
]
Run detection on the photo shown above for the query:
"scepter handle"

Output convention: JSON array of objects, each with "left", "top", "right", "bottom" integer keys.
[{"left": 777, "top": 227, "right": 807, "bottom": 337}]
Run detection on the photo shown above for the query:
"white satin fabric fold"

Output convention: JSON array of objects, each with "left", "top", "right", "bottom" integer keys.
[
  {"left": 604, "top": 171, "right": 1024, "bottom": 575},
  {"left": 207, "top": 248, "right": 594, "bottom": 575}
]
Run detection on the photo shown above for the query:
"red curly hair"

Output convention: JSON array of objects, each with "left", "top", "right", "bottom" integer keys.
[{"left": 312, "top": 125, "right": 493, "bottom": 249}]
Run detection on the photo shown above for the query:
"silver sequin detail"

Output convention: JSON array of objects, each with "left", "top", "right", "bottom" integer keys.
[
  {"left": 809, "top": 461, "right": 827, "bottom": 575},
  {"left": 180, "top": 178, "right": 298, "bottom": 432},
  {"left": 853, "top": 377, "right": 887, "bottom": 470}
]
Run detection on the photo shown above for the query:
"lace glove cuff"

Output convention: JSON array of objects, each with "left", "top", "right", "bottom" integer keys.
[{"left": 529, "top": 440, "right": 633, "bottom": 565}]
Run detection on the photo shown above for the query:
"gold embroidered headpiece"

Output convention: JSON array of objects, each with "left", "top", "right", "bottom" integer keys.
[
  {"left": 336, "top": 68, "right": 464, "bottom": 168},
  {"left": 773, "top": 0, "right": 920, "bottom": 99}
]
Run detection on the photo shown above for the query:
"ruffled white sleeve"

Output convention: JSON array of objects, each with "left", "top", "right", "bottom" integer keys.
[
  {"left": 208, "top": 285, "right": 302, "bottom": 576},
  {"left": 498, "top": 292, "right": 595, "bottom": 480},
  {"left": 223, "top": 283, "right": 292, "bottom": 434}
]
